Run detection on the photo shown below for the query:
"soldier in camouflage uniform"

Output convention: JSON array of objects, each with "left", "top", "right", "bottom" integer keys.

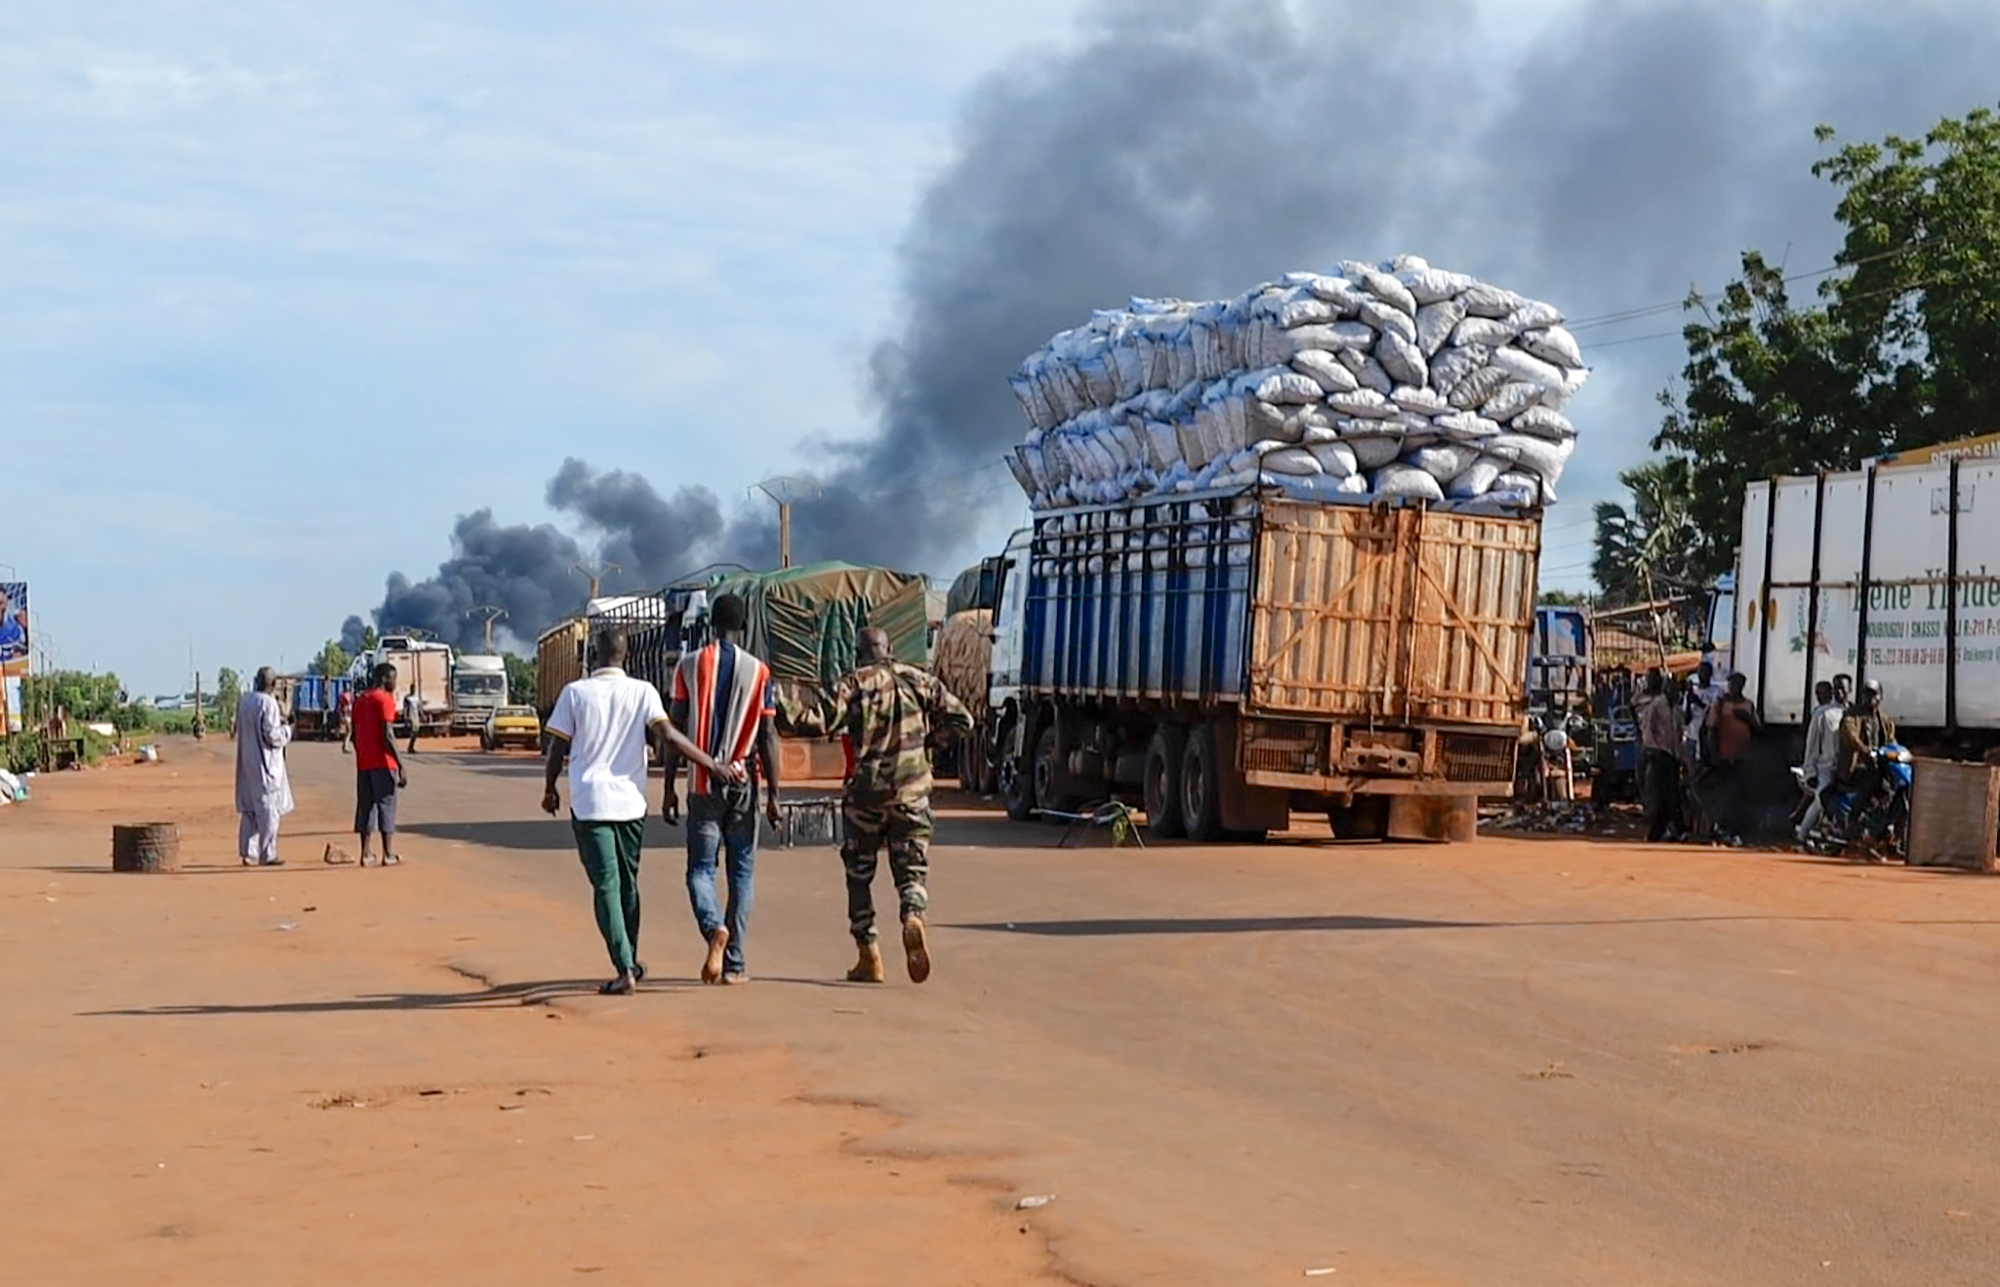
[{"left": 789, "top": 627, "right": 972, "bottom": 983}]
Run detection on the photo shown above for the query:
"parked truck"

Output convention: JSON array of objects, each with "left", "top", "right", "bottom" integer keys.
[
  {"left": 449, "top": 653, "right": 509, "bottom": 732},
  {"left": 290, "top": 674, "right": 352, "bottom": 740},
  {"left": 361, "top": 635, "right": 454, "bottom": 735},
  {"left": 973, "top": 486, "right": 1541, "bottom": 843},
  {"left": 1725, "top": 434, "right": 2000, "bottom": 753}
]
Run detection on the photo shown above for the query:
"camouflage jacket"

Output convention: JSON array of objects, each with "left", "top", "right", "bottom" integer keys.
[{"left": 788, "top": 661, "right": 973, "bottom": 803}]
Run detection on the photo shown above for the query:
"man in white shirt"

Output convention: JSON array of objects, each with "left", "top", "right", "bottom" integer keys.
[
  {"left": 542, "top": 630, "right": 737, "bottom": 995},
  {"left": 1796, "top": 679, "right": 1844, "bottom": 844}
]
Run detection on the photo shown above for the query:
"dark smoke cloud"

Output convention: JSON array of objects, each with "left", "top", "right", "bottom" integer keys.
[
  {"left": 368, "top": 460, "right": 773, "bottom": 649},
  {"left": 365, "top": 0, "right": 2000, "bottom": 635},
  {"left": 776, "top": 0, "right": 2000, "bottom": 573}
]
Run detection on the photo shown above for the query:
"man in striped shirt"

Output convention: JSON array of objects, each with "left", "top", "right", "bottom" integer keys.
[{"left": 664, "top": 593, "right": 782, "bottom": 984}]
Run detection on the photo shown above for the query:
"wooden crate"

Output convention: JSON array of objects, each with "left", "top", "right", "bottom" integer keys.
[{"left": 1907, "top": 757, "right": 2000, "bottom": 872}]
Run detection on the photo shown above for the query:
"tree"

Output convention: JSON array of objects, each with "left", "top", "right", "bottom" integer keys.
[
  {"left": 314, "top": 639, "right": 351, "bottom": 679},
  {"left": 1646, "top": 103, "right": 2000, "bottom": 581},
  {"left": 1592, "top": 458, "right": 1700, "bottom": 606},
  {"left": 503, "top": 653, "right": 538, "bottom": 709},
  {"left": 362, "top": 625, "right": 379, "bottom": 652},
  {"left": 215, "top": 667, "right": 242, "bottom": 732}
]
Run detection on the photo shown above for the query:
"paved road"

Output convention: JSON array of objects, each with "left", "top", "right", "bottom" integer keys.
[{"left": 360, "top": 742, "right": 2000, "bottom": 1286}]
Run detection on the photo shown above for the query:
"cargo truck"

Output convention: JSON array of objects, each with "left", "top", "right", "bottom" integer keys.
[
  {"left": 1723, "top": 435, "right": 2000, "bottom": 754},
  {"left": 290, "top": 674, "right": 352, "bottom": 740},
  {"left": 973, "top": 486, "right": 1540, "bottom": 842},
  {"left": 361, "top": 636, "right": 454, "bottom": 735},
  {"left": 449, "top": 653, "right": 509, "bottom": 732}
]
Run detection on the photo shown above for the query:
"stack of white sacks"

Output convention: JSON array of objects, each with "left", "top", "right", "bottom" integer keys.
[{"left": 1005, "top": 256, "right": 1585, "bottom": 510}]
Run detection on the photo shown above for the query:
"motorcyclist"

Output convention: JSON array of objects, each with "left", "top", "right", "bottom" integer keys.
[{"left": 1838, "top": 678, "right": 1897, "bottom": 799}]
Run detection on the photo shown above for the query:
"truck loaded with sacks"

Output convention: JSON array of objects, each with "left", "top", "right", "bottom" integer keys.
[{"left": 976, "top": 257, "right": 1587, "bottom": 842}]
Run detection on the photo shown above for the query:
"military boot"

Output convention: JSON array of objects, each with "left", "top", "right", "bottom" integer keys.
[
  {"left": 902, "top": 915, "right": 931, "bottom": 984},
  {"left": 847, "top": 940, "right": 885, "bottom": 983}
]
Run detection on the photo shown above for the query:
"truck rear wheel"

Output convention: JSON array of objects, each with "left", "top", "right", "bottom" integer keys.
[
  {"left": 1330, "top": 796, "right": 1390, "bottom": 841},
  {"left": 1143, "top": 726, "right": 1188, "bottom": 840},
  {"left": 1031, "top": 724, "right": 1071, "bottom": 819},
  {"left": 1181, "top": 722, "right": 1225, "bottom": 842}
]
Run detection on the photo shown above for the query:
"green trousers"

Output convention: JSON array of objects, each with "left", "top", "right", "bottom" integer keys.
[{"left": 573, "top": 818, "right": 646, "bottom": 974}]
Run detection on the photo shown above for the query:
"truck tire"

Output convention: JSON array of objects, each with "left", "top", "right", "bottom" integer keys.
[
  {"left": 1143, "top": 725, "right": 1188, "bottom": 839},
  {"left": 1330, "top": 795, "right": 1390, "bottom": 841},
  {"left": 1180, "top": 722, "right": 1225, "bottom": 842},
  {"left": 1031, "top": 724, "right": 1070, "bottom": 819},
  {"left": 1002, "top": 717, "right": 1037, "bottom": 821}
]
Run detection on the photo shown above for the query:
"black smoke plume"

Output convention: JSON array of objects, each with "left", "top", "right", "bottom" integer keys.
[{"left": 367, "top": 0, "right": 2000, "bottom": 642}]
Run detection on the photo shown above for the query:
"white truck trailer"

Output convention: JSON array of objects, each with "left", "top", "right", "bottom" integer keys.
[{"left": 1728, "top": 434, "right": 2000, "bottom": 749}]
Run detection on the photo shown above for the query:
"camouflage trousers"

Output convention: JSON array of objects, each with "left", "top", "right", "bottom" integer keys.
[{"left": 841, "top": 793, "right": 932, "bottom": 944}]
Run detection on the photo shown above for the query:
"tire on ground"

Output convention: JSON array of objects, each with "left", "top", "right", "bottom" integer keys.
[
  {"left": 1143, "top": 725, "right": 1189, "bottom": 840},
  {"left": 1180, "top": 721, "right": 1225, "bottom": 842}
]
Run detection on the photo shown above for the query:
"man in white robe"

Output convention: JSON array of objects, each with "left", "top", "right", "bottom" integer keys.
[{"left": 235, "top": 667, "right": 295, "bottom": 866}]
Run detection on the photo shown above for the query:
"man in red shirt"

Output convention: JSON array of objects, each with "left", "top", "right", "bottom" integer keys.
[{"left": 349, "top": 663, "right": 408, "bottom": 867}]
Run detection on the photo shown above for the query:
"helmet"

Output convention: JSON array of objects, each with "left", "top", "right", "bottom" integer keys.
[{"left": 1862, "top": 678, "right": 1883, "bottom": 695}]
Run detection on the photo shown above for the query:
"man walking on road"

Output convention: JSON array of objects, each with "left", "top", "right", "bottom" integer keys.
[
  {"left": 788, "top": 627, "right": 972, "bottom": 984},
  {"left": 544, "top": 630, "right": 737, "bottom": 995},
  {"left": 664, "top": 593, "right": 782, "bottom": 985},
  {"left": 349, "top": 663, "right": 407, "bottom": 868},
  {"left": 1635, "top": 669, "right": 1684, "bottom": 843},
  {"left": 1796, "top": 679, "right": 1844, "bottom": 845},
  {"left": 234, "top": 667, "right": 294, "bottom": 866}
]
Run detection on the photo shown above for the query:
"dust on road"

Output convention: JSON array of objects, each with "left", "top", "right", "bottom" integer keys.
[{"left": 9, "top": 738, "right": 2000, "bottom": 1286}]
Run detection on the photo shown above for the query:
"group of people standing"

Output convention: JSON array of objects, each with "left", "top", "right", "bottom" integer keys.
[
  {"left": 1632, "top": 663, "right": 1896, "bottom": 848},
  {"left": 231, "top": 662, "right": 408, "bottom": 867},
  {"left": 540, "top": 592, "right": 972, "bottom": 995},
  {"left": 230, "top": 593, "right": 974, "bottom": 993}
]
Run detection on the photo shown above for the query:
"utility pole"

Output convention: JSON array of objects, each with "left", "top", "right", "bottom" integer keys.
[
  {"left": 570, "top": 560, "right": 620, "bottom": 601},
  {"left": 752, "top": 477, "right": 818, "bottom": 570},
  {"left": 467, "top": 605, "right": 508, "bottom": 653}
]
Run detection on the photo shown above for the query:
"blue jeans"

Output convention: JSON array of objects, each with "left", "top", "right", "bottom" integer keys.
[{"left": 686, "top": 793, "right": 758, "bottom": 974}]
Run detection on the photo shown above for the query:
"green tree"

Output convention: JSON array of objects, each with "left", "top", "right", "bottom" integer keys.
[
  {"left": 215, "top": 667, "right": 242, "bottom": 731},
  {"left": 1537, "top": 589, "right": 1591, "bottom": 607},
  {"left": 503, "top": 652, "right": 538, "bottom": 708},
  {"left": 1647, "top": 103, "right": 2000, "bottom": 581},
  {"left": 362, "top": 625, "right": 379, "bottom": 651},
  {"left": 1592, "top": 458, "right": 1700, "bottom": 606},
  {"left": 314, "top": 639, "right": 351, "bottom": 679}
]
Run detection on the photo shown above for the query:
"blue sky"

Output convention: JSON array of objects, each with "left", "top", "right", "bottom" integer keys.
[
  {"left": 7, "top": 0, "right": 1996, "bottom": 695},
  {"left": 2, "top": 1, "right": 1080, "bottom": 692}
]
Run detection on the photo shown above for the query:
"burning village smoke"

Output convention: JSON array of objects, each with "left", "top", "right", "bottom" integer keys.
[{"left": 362, "top": 0, "right": 2000, "bottom": 651}]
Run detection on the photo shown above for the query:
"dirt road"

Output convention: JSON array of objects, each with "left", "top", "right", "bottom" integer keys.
[{"left": 9, "top": 739, "right": 2000, "bottom": 1285}]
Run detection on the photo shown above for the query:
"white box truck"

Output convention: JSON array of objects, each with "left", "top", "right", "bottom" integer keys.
[{"left": 1727, "top": 433, "right": 2000, "bottom": 749}]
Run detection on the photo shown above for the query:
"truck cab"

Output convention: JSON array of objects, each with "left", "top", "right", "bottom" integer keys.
[
  {"left": 972, "top": 529, "right": 1032, "bottom": 805},
  {"left": 450, "top": 654, "right": 509, "bottom": 732}
]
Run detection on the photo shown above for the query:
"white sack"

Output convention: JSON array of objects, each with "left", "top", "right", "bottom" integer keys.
[
  {"left": 1520, "top": 325, "right": 1584, "bottom": 370},
  {"left": 1488, "top": 432, "right": 1575, "bottom": 480},
  {"left": 1343, "top": 433, "right": 1405, "bottom": 468},
  {"left": 1409, "top": 442, "right": 1483, "bottom": 482},
  {"left": 1348, "top": 265, "right": 1418, "bottom": 316},
  {"left": 1392, "top": 385, "right": 1450, "bottom": 416},
  {"left": 1399, "top": 267, "right": 1475, "bottom": 305},
  {"left": 1447, "top": 364, "right": 1513, "bottom": 410},
  {"left": 1355, "top": 355, "right": 1395, "bottom": 395},
  {"left": 1451, "top": 316, "right": 1518, "bottom": 349},
  {"left": 1460, "top": 283, "right": 1526, "bottom": 318},
  {"left": 1428, "top": 344, "right": 1489, "bottom": 396},
  {"left": 1489, "top": 345, "right": 1569, "bottom": 392},
  {"left": 1505, "top": 300, "right": 1564, "bottom": 331},
  {"left": 1256, "top": 369, "right": 1329, "bottom": 405},
  {"left": 1446, "top": 454, "right": 1508, "bottom": 499},
  {"left": 1415, "top": 298, "right": 1468, "bottom": 356},
  {"left": 1510, "top": 405, "right": 1576, "bottom": 440},
  {"left": 1327, "top": 388, "right": 1396, "bottom": 419},
  {"left": 1360, "top": 298, "right": 1418, "bottom": 344},
  {"left": 1293, "top": 349, "right": 1360, "bottom": 393},
  {"left": 1308, "top": 441, "right": 1358, "bottom": 476},
  {"left": 1480, "top": 380, "right": 1544, "bottom": 422},
  {"left": 1260, "top": 446, "right": 1323, "bottom": 476},
  {"left": 1375, "top": 333, "right": 1429, "bottom": 387},
  {"left": 1372, "top": 463, "right": 1446, "bottom": 502}
]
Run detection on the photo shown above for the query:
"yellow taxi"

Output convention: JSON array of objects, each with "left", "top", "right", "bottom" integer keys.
[{"left": 482, "top": 705, "right": 543, "bottom": 752}]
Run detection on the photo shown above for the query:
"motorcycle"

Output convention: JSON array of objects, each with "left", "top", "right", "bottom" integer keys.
[{"left": 1796, "top": 742, "right": 1914, "bottom": 860}]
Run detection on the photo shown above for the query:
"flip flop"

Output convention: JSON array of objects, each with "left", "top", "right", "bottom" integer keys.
[{"left": 599, "top": 974, "right": 635, "bottom": 995}]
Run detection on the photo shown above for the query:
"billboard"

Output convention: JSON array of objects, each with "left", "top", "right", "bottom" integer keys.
[{"left": 0, "top": 581, "right": 27, "bottom": 735}]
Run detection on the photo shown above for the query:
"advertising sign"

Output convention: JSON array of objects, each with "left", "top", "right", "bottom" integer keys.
[{"left": 0, "top": 581, "right": 26, "bottom": 735}]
